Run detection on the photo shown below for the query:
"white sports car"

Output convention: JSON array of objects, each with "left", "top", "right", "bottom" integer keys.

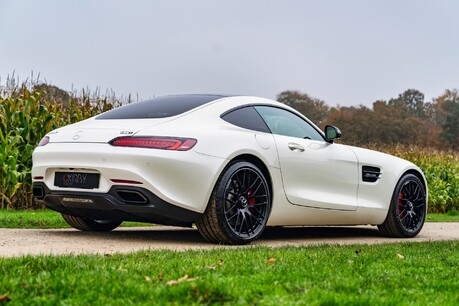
[{"left": 32, "top": 95, "right": 428, "bottom": 244}]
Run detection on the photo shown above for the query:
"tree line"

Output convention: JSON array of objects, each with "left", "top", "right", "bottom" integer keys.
[
  {"left": 8, "top": 82, "right": 458, "bottom": 149},
  {"left": 277, "top": 89, "right": 459, "bottom": 149}
]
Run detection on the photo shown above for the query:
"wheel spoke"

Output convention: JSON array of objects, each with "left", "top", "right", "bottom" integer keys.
[
  {"left": 226, "top": 190, "right": 238, "bottom": 197},
  {"left": 413, "top": 185, "right": 420, "bottom": 198},
  {"left": 410, "top": 185, "right": 418, "bottom": 200},
  {"left": 225, "top": 202, "right": 238, "bottom": 215},
  {"left": 411, "top": 212, "right": 420, "bottom": 229},
  {"left": 405, "top": 182, "right": 413, "bottom": 198},
  {"left": 244, "top": 214, "right": 251, "bottom": 234},
  {"left": 250, "top": 206, "right": 265, "bottom": 220},
  {"left": 246, "top": 213, "right": 254, "bottom": 234},
  {"left": 405, "top": 214, "right": 412, "bottom": 228},
  {"left": 238, "top": 213, "right": 246, "bottom": 234},
  {"left": 251, "top": 179, "right": 264, "bottom": 196},
  {"left": 248, "top": 176, "right": 260, "bottom": 191},
  {"left": 237, "top": 171, "right": 245, "bottom": 192},
  {"left": 234, "top": 211, "right": 241, "bottom": 227},
  {"left": 243, "top": 170, "right": 249, "bottom": 190},
  {"left": 225, "top": 196, "right": 238, "bottom": 205},
  {"left": 247, "top": 212, "right": 263, "bottom": 229},
  {"left": 248, "top": 170, "right": 254, "bottom": 191},
  {"left": 398, "top": 199, "right": 409, "bottom": 208},
  {"left": 413, "top": 197, "right": 426, "bottom": 206},
  {"left": 226, "top": 208, "right": 239, "bottom": 221},
  {"left": 253, "top": 201, "right": 268, "bottom": 207},
  {"left": 413, "top": 205, "right": 424, "bottom": 214},
  {"left": 401, "top": 185, "right": 408, "bottom": 198},
  {"left": 410, "top": 213, "right": 418, "bottom": 229},
  {"left": 253, "top": 195, "right": 267, "bottom": 198},
  {"left": 399, "top": 208, "right": 408, "bottom": 219},
  {"left": 230, "top": 179, "right": 239, "bottom": 194}
]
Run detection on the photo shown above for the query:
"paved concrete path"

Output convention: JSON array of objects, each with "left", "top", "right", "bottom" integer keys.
[{"left": 1, "top": 223, "right": 457, "bottom": 257}]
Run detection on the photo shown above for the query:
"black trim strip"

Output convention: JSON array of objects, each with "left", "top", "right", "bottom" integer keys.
[{"left": 33, "top": 182, "right": 201, "bottom": 227}]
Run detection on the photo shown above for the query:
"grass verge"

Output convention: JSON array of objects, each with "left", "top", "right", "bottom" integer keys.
[
  {"left": 426, "top": 211, "right": 459, "bottom": 222},
  {"left": 1, "top": 241, "right": 459, "bottom": 305},
  {"left": 0, "top": 209, "right": 153, "bottom": 229},
  {"left": 1, "top": 209, "right": 458, "bottom": 229}
]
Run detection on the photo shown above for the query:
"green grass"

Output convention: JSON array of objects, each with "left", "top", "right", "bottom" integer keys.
[
  {"left": 1, "top": 241, "right": 459, "bottom": 305},
  {"left": 1, "top": 209, "right": 457, "bottom": 229},
  {"left": 0, "top": 209, "right": 153, "bottom": 229},
  {"left": 1, "top": 209, "right": 459, "bottom": 304},
  {"left": 426, "top": 211, "right": 459, "bottom": 222}
]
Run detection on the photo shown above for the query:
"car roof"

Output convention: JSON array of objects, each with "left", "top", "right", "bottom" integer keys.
[{"left": 96, "top": 94, "right": 234, "bottom": 120}]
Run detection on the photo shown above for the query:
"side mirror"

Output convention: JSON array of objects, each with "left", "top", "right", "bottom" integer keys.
[{"left": 325, "top": 125, "right": 342, "bottom": 143}]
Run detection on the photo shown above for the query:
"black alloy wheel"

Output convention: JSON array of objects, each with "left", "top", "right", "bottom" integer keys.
[
  {"left": 196, "top": 161, "right": 271, "bottom": 244},
  {"left": 378, "top": 173, "right": 427, "bottom": 237}
]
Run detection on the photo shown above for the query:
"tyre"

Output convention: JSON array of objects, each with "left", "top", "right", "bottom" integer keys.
[
  {"left": 196, "top": 161, "right": 271, "bottom": 244},
  {"left": 378, "top": 173, "right": 427, "bottom": 238},
  {"left": 61, "top": 213, "right": 122, "bottom": 231}
]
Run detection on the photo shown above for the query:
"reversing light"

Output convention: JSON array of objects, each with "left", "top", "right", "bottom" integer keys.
[
  {"left": 110, "top": 137, "right": 197, "bottom": 151},
  {"left": 38, "top": 136, "right": 50, "bottom": 146}
]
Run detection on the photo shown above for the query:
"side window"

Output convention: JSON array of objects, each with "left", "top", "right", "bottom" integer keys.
[
  {"left": 254, "top": 106, "right": 324, "bottom": 141},
  {"left": 221, "top": 106, "right": 270, "bottom": 133}
]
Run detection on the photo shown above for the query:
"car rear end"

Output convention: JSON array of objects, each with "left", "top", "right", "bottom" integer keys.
[{"left": 32, "top": 95, "right": 229, "bottom": 226}]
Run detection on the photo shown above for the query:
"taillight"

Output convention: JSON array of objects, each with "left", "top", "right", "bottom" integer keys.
[
  {"left": 38, "top": 136, "right": 50, "bottom": 146},
  {"left": 110, "top": 137, "right": 197, "bottom": 151}
]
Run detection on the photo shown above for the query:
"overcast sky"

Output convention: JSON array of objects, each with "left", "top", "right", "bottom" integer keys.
[{"left": 1, "top": 0, "right": 458, "bottom": 106}]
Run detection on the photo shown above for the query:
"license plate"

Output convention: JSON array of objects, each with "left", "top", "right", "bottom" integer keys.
[{"left": 54, "top": 172, "right": 100, "bottom": 189}]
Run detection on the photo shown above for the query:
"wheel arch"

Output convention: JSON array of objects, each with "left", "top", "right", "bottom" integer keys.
[
  {"left": 401, "top": 168, "right": 428, "bottom": 208},
  {"left": 403, "top": 169, "right": 427, "bottom": 192}
]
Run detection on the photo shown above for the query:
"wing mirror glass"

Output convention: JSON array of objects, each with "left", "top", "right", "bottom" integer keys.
[{"left": 325, "top": 125, "right": 342, "bottom": 143}]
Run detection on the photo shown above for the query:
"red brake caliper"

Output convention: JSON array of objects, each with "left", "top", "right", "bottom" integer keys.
[
  {"left": 248, "top": 190, "right": 256, "bottom": 205},
  {"left": 398, "top": 192, "right": 404, "bottom": 218}
]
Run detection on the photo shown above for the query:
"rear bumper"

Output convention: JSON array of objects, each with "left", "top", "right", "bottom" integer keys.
[
  {"left": 32, "top": 143, "right": 226, "bottom": 213},
  {"left": 33, "top": 182, "right": 201, "bottom": 227}
]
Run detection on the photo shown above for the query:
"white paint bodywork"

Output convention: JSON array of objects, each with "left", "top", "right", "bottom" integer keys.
[{"left": 32, "top": 96, "right": 427, "bottom": 227}]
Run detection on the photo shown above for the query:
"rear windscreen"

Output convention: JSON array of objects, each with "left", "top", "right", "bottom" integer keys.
[{"left": 96, "top": 95, "right": 226, "bottom": 119}]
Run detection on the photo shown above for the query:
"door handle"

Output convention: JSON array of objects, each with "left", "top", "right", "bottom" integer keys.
[{"left": 288, "top": 143, "right": 305, "bottom": 152}]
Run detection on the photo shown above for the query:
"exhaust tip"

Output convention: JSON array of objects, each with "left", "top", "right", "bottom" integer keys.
[
  {"left": 116, "top": 189, "right": 148, "bottom": 204},
  {"left": 33, "top": 185, "right": 45, "bottom": 200}
]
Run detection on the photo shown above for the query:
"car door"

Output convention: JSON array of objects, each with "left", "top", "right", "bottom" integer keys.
[{"left": 255, "top": 106, "right": 359, "bottom": 211}]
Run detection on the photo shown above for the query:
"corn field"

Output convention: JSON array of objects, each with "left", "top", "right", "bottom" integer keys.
[
  {"left": 0, "top": 84, "right": 118, "bottom": 209},
  {"left": 1, "top": 85, "right": 458, "bottom": 212},
  {"left": 371, "top": 144, "right": 459, "bottom": 213}
]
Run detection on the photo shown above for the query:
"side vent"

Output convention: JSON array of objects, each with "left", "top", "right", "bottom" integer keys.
[{"left": 362, "top": 166, "right": 381, "bottom": 183}]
